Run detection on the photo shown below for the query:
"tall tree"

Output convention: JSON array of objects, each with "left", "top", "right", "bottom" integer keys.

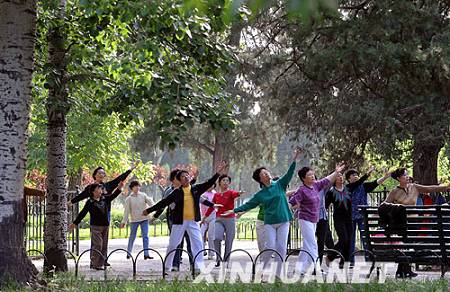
[
  {"left": 34, "top": 0, "right": 238, "bottom": 271},
  {"left": 0, "top": 0, "right": 38, "bottom": 283},
  {"left": 43, "top": 0, "right": 70, "bottom": 272},
  {"left": 247, "top": 0, "right": 450, "bottom": 183}
]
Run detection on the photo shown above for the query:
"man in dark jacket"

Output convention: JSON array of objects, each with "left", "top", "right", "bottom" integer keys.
[
  {"left": 154, "top": 169, "right": 193, "bottom": 271},
  {"left": 143, "top": 161, "right": 227, "bottom": 273}
]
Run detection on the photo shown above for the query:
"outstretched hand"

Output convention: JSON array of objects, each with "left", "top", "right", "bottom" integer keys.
[
  {"left": 293, "top": 147, "right": 304, "bottom": 161},
  {"left": 216, "top": 160, "right": 228, "bottom": 175},
  {"left": 335, "top": 161, "right": 346, "bottom": 173},
  {"left": 367, "top": 165, "right": 376, "bottom": 175},
  {"left": 142, "top": 209, "right": 150, "bottom": 216},
  {"left": 383, "top": 168, "right": 392, "bottom": 177}
]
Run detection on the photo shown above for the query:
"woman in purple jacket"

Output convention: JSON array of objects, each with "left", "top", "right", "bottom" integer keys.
[{"left": 289, "top": 162, "right": 345, "bottom": 274}]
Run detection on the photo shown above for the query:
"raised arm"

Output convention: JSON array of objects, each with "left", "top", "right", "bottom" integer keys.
[
  {"left": 278, "top": 148, "right": 302, "bottom": 190},
  {"left": 143, "top": 190, "right": 178, "bottom": 216},
  {"left": 278, "top": 162, "right": 296, "bottom": 190},
  {"left": 233, "top": 192, "right": 262, "bottom": 214},
  {"left": 364, "top": 169, "right": 391, "bottom": 193},
  {"left": 323, "top": 161, "right": 346, "bottom": 186},
  {"left": 414, "top": 183, "right": 450, "bottom": 194},
  {"left": 105, "top": 181, "right": 125, "bottom": 203},
  {"left": 194, "top": 161, "right": 228, "bottom": 196},
  {"left": 104, "top": 170, "right": 131, "bottom": 194},
  {"left": 70, "top": 186, "right": 90, "bottom": 204},
  {"left": 194, "top": 173, "right": 220, "bottom": 196},
  {"left": 347, "top": 174, "right": 369, "bottom": 192}
]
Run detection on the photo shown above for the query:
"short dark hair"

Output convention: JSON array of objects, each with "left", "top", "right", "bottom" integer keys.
[
  {"left": 129, "top": 180, "right": 141, "bottom": 189},
  {"left": 218, "top": 174, "right": 231, "bottom": 184},
  {"left": 169, "top": 169, "right": 180, "bottom": 182},
  {"left": 89, "top": 183, "right": 101, "bottom": 196},
  {"left": 298, "top": 167, "right": 312, "bottom": 183},
  {"left": 345, "top": 169, "right": 359, "bottom": 181},
  {"left": 252, "top": 167, "right": 267, "bottom": 184},
  {"left": 92, "top": 167, "right": 105, "bottom": 179},
  {"left": 391, "top": 168, "right": 407, "bottom": 180},
  {"left": 176, "top": 170, "right": 189, "bottom": 181}
]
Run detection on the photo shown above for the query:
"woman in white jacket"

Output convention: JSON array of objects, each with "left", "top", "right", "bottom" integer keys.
[{"left": 120, "top": 180, "right": 155, "bottom": 259}]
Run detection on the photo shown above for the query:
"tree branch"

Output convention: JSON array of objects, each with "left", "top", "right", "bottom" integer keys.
[{"left": 183, "top": 137, "right": 214, "bottom": 155}]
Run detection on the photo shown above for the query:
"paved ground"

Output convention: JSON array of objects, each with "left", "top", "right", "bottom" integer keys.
[{"left": 31, "top": 237, "right": 449, "bottom": 282}]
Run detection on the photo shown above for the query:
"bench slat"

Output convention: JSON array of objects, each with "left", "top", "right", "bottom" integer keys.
[{"left": 371, "top": 243, "right": 442, "bottom": 249}]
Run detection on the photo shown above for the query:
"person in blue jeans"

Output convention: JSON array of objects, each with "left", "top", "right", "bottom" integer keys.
[
  {"left": 120, "top": 180, "right": 155, "bottom": 259},
  {"left": 345, "top": 167, "right": 391, "bottom": 264}
]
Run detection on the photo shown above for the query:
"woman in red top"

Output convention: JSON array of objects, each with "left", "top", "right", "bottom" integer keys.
[{"left": 204, "top": 174, "right": 243, "bottom": 266}]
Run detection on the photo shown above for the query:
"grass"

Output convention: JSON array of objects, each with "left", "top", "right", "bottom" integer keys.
[{"left": 2, "top": 273, "right": 450, "bottom": 292}]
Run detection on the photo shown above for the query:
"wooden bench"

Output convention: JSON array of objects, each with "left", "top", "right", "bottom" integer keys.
[{"left": 359, "top": 205, "right": 450, "bottom": 277}]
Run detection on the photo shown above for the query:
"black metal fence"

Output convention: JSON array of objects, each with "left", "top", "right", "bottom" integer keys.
[
  {"left": 25, "top": 188, "right": 450, "bottom": 257},
  {"left": 25, "top": 190, "right": 79, "bottom": 256},
  {"left": 26, "top": 246, "right": 383, "bottom": 281}
]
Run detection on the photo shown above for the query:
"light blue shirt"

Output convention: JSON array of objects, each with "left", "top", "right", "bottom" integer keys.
[{"left": 318, "top": 189, "right": 330, "bottom": 220}]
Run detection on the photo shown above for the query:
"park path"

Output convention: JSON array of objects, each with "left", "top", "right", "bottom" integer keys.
[{"left": 31, "top": 237, "right": 448, "bottom": 282}]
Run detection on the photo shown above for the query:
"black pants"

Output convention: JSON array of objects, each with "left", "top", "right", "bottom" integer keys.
[
  {"left": 167, "top": 217, "right": 192, "bottom": 267},
  {"left": 316, "top": 219, "right": 334, "bottom": 262},
  {"left": 330, "top": 217, "right": 352, "bottom": 262}
]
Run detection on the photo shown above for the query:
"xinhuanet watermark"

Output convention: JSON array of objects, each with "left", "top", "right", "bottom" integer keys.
[{"left": 194, "top": 261, "right": 398, "bottom": 284}]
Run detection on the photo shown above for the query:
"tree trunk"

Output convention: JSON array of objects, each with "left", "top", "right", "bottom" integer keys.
[
  {"left": 43, "top": 0, "right": 69, "bottom": 272},
  {"left": 211, "top": 22, "right": 243, "bottom": 173},
  {"left": 0, "top": 0, "right": 38, "bottom": 284},
  {"left": 212, "top": 130, "right": 231, "bottom": 173},
  {"left": 68, "top": 168, "right": 83, "bottom": 192},
  {"left": 412, "top": 138, "right": 444, "bottom": 185}
]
